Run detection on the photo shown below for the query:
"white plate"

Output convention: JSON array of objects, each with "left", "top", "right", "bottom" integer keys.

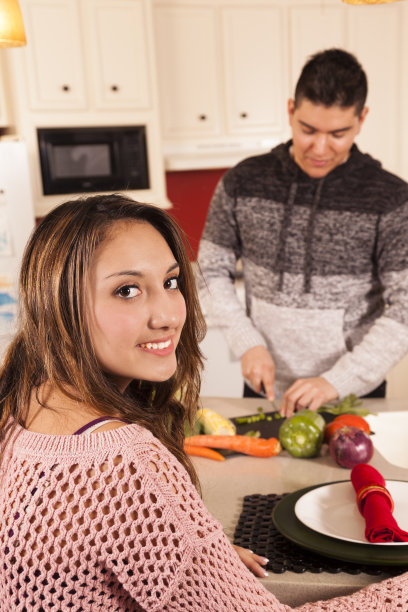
[{"left": 294, "top": 480, "right": 408, "bottom": 545}]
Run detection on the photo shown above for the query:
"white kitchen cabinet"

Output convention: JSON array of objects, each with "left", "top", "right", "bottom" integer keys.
[
  {"left": 0, "top": 54, "right": 10, "bottom": 126},
  {"left": 222, "top": 6, "right": 284, "bottom": 135},
  {"left": 347, "top": 5, "right": 402, "bottom": 180},
  {"left": 289, "top": 5, "right": 347, "bottom": 92},
  {"left": 154, "top": 5, "right": 221, "bottom": 138},
  {"left": 21, "top": 0, "right": 151, "bottom": 112},
  {"left": 22, "top": 0, "right": 86, "bottom": 110},
  {"left": 83, "top": 0, "right": 151, "bottom": 110},
  {"left": 154, "top": 1, "right": 286, "bottom": 166},
  {"left": 200, "top": 326, "right": 242, "bottom": 398}
]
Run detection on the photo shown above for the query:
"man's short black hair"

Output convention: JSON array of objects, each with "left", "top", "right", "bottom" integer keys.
[{"left": 294, "top": 48, "right": 368, "bottom": 115}]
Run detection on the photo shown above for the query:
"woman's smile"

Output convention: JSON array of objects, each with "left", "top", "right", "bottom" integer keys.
[{"left": 137, "top": 337, "right": 174, "bottom": 355}]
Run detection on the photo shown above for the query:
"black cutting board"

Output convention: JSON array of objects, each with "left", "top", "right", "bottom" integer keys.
[{"left": 231, "top": 409, "right": 336, "bottom": 438}]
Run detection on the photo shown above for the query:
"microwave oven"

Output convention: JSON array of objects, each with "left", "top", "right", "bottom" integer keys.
[{"left": 37, "top": 125, "right": 150, "bottom": 196}]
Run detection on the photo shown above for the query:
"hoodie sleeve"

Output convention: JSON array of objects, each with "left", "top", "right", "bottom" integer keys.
[
  {"left": 197, "top": 178, "right": 267, "bottom": 359},
  {"left": 322, "top": 199, "right": 408, "bottom": 398}
]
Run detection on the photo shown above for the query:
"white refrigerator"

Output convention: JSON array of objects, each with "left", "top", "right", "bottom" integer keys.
[{"left": 0, "top": 138, "right": 35, "bottom": 356}]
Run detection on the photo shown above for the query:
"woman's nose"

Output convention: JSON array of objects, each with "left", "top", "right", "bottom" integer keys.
[{"left": 148, "top": 294, "right": 182, "bottom": 329}]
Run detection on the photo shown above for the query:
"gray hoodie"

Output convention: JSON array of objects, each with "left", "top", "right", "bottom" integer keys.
[{"left": 197, "top": 142, "right": 408, "bottom": 398}]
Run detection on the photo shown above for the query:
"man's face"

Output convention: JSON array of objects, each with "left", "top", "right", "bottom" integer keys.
[{"left": 288, "top": 98, "right": 368, "bottom": 178}]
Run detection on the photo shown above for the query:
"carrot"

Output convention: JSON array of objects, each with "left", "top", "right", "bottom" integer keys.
[
  {"left": 184, "top": 444, "right": 225, "bottom": 461},
  {"left": 184, "top": 435, "right": 281, "bottom": 458}
]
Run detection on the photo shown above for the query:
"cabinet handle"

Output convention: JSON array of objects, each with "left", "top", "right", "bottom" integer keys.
[
  {"left": 240, "top": 112, "right": 248, "bottom": 119},
  {"left": 61, "top": 84, "right": 71, "bottom": 92},
  {"left": 110, "top": 84, "right": 120, "bottom": 92},
  {"left": 198, "top": 114, "right": 207, "bottom": 121}
]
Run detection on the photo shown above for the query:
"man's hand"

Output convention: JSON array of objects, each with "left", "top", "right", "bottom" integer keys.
[
  {"left": 279, "top": 376, "right": 338, "bottom": 418},
  {"left": 241, "top": 345, "right": 275, "bottom": 401}
]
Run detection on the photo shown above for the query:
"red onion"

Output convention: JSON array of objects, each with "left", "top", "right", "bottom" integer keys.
[{"left": 329, "top": 425, "right": 373, "bottom": 469}]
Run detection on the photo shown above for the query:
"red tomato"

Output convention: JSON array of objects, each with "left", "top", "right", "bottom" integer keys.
[{"left": 324, "top": 414, "right": 370, "bottom": 443}]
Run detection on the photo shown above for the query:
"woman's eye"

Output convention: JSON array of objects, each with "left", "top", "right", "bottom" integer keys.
[
  {"left": 116, "top": 285, "right": 140, "bottom": 299},
  {"left": 164, "top": 276, "right": 179, "bottom": 290}
]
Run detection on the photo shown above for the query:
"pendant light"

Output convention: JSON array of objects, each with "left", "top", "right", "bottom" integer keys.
[
  {"left": 0, "top": 0, "right": 26, "bottom": 48},
  {"left": 342, "top": 0, "right": 402, "bottom": 4}
]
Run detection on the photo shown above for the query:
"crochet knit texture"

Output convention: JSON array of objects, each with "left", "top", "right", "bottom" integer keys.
[{"left": 1, "top": 423, "right": 407, "bottom": 611}]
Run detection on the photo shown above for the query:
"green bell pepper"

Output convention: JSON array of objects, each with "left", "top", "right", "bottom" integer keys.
[{"left": 278, "top": 409, "right": 325, "bottom": 458}]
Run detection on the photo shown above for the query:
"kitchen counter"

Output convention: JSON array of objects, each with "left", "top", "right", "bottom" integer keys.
[{"left": 193, "top": 397, "right": 408, "bottom": 608}]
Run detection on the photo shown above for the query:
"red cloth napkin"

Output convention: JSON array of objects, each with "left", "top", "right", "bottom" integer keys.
[{"left": 351, "top": 463, "right": 408, "bottom": 543}]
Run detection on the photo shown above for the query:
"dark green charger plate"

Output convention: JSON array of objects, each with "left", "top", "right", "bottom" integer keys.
[{"left": 272, "top": 481, "right": 408, "bottom": 566}]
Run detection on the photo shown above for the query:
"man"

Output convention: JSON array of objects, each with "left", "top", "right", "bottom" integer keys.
[{"left": 197, "top": 48, "right": 408, "bottom": 416}]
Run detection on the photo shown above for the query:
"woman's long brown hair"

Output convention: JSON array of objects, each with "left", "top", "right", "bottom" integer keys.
[{"left": 0, "top": 194, "right": 206, "bottom": 487}]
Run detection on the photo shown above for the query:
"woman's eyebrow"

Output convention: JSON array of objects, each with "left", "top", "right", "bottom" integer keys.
[
  {"left": 167, "top": 262, "right": 180, "bottom": 273},
  {"left": 105, "top": 262, "right": 180, "bottom": 279}
]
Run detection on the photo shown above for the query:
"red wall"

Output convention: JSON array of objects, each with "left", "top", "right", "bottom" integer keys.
[{"left": 165, "top": 168, "right": 229, "bottom": 259}]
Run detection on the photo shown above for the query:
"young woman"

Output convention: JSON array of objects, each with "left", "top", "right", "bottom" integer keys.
[{"left": 0, "top": 194, "right": 406, "bottom": 611}]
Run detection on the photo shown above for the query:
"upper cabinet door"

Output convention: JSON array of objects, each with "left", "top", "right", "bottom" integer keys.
[
  {"left": 154, "top": 5, "right": 221, "bottom": 138},
  {"left": 21, "top": 0, "right": 86, "bottom": 110},
  {"left": 0, "top": 55, "right": 9, "bottom": 126},
  {"left": 289, "top": 6, "right": 347, "bottom": 96},
  {"left": 84, "top": 0, "right": 151, "bottom": 110},
  {"left": 348, "top": 5, "right": 401, "bottom": 177},
  {"left": 221, "top": 6, "right": 285, "bottom": 135}
]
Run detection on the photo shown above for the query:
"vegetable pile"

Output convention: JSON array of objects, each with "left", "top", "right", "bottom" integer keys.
[
  {"left": 185, "top": 396, "right": 375, "bottom": 466},
  {"left": 184, "top": 407, "right": 281, "bottom": 460},
  {"left": 278, "top": 398, "right": 374, "bottom": 468}
]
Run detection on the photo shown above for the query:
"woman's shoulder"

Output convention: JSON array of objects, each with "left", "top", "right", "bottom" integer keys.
[
  {"left": 8, "top": 420, "right": 156, "bottom": 464},
  {"left": 7, "top": 421, "right": 204, "bottom": 513}
]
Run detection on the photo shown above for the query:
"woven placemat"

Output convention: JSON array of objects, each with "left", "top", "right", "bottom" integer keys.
[{"left": 233, "top": 493, "right": 405, "bottom": 576}]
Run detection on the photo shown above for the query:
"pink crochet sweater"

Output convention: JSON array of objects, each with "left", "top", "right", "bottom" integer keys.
[{"left": 1, "top": 423, "right": 407, "bottom": 611}]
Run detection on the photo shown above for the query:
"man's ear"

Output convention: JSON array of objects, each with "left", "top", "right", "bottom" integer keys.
[
  {"left": 287, "top": 98, "right": 295, "bottom": 125},
  {"left": 357, "top": 106, "right": 369, "bottom": 132}
]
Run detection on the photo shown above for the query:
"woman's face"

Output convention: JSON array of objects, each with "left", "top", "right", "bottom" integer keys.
[{"left": 87, "top": 220, "right": 186, "bottom": 391}]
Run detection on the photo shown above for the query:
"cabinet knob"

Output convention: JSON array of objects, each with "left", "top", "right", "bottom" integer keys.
[
  {"left": 240, "top": 112, "right": 248, "bottom": 119},
  {"left": 61, "top": 84, "right": 71, "bottom": 92},
  {"left": 110, "top": 84, "right": 120, "bottom": 92},
  {"left": 198, "top": 114, "right": 207, "bottom": 121}
]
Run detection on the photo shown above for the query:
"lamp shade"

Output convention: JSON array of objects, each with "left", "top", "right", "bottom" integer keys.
[
  {"left": 342, "top": 0, "right": 402, "bottom": 4},
  {"left": 0, "top": 0, "right": 26, "bottom": 47}
]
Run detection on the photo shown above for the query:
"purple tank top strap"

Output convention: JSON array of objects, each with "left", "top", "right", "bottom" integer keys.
[{"left": 73, "top": 416, "right": 131, "bottom": 435}]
